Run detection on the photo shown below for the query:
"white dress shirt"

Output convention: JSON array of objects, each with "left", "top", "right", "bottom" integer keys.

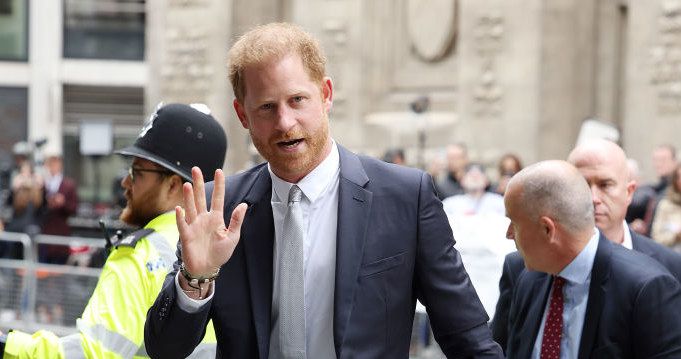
[
  {"left": 621, "top": 220, "right": 633, "bottom": 250},
  {"left": 45, "top": 173, "right": 63, "bottom": 196},
  {"left": 531, "top": 229, "right": 599, "bottom": 359},
  {"left": 176, "top": 141, "right": 340, "bottom": 359}
]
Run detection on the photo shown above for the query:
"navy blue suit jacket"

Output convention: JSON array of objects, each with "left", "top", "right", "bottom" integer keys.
[
  {"left": 504, "top": 236, "right": 681, "bottom": 358},
  {"left": 145, "top": 145, "right": 502, "bottom": 358},
  {"left": 491, "top": 229, "right": 681, "bottom": 354}
]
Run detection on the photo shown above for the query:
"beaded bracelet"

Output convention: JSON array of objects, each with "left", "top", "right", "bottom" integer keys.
[{"left": 180, "top": 263, "right": 220, "bottom": 299}]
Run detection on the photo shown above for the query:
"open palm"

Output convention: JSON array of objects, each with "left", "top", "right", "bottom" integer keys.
[{"left": 176, "top": 167, "right": 247, "bottom": 277}]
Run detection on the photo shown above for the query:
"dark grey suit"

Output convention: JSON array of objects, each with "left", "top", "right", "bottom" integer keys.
[
  {"left": 145, "top": 144, "right": 502, "bottom": 358},
  {"left": 506, "top": 236, "right": 681, "bottom": 358},
  {"left": 491, "top": 228, "right": 681, "bottom": 354}
]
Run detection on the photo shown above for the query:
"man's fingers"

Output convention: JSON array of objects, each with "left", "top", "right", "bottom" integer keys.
[
  {"left": 227, "top": 203, "right": 248, "bottom": 239},
  {"left": 175, "top": 206, "right": 188, "bottom": 236},
  {"left": 210, "top": 169, "right": 225, "bottom": 213},
  {"left": 192, "top": 167, "right": 207, "bottom": 214},
  {"left": 183, "top": 182, "right": 197, "bottom": 223}
]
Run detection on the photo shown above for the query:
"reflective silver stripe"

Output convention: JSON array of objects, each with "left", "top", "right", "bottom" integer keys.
[
  {"left": 186, "top": 342, "right": 217, "bottom": 358},
  {"left": 60, "top": 333, "right": 87, "bottom": 359},
  {"left": 135, "top": 340, "right": 216, "bottom": 358},
  {"left": 77, "top": 319, "right": 140, "bottom": 358},
  {"left": 146, "top": 231, "right": 177, "bottom": 270},
  {"left": 135, "top": 341, "right": 150, "bottom": 358}
]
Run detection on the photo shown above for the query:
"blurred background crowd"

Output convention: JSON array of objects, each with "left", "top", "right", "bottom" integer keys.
[{"left": 4, "top": 139, "right": 681, "bottom": 320}]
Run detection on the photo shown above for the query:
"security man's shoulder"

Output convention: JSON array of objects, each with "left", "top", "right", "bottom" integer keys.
[{"left": 112, "top": 228, "right": 155, "bottom": 249}]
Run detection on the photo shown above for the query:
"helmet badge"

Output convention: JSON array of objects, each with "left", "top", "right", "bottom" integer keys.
[{"left": 139, "top": 102, "right": 164, "bottom": 138}]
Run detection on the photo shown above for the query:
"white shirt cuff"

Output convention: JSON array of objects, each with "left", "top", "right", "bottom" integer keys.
[{"left": 174, "top": 272, "right": 214, "bottom": 313}]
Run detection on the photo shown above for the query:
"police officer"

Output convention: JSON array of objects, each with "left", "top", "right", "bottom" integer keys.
[{"left": 1, "top": 103, "right": 227, "bottom": 359}]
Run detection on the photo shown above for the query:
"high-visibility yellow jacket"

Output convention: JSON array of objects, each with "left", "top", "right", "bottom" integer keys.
[{"left": 4, "top": 212, "right": 216, "bottom": 359}]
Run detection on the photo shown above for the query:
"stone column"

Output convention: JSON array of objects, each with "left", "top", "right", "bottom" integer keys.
[
  {"left": 457, "top": 0, "right": 543, "bottom": 164},
  {"left": 28, "top": 0, "right": 63, "bottom": 157},
  {"left": 624, "top": 0, "right": 681, "bottom": 181},
  {"left": 146, "top": 0, "right": 240, "bottom": 171}
]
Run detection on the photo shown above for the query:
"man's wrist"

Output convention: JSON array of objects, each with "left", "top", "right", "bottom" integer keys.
[
  {"left": 179, "top": 262, "right": 220, "bottom": 282},
  {"left": 178, "top": 273, "right": 213, "bottom": 300},
  {"left": 179, "top": 263, "right": 218, "bottom": 300}
]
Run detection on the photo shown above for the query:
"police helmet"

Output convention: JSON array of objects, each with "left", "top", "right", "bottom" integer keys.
[{"left": 115, "top": 103, "right": 227, "bottom": 183}]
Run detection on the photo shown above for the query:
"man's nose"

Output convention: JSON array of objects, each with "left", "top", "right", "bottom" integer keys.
[
  {"left": 121, "top": 173, "right": 132, "bottom": 188},
  {"left": 590, "top": 185, "right": 602, "bottom": 204},
  {"left": 506, "top": 223, "right": 514, "bottom": 239},
  {"left": 275, "top": 105, "right": 296, "bottom": 132}
]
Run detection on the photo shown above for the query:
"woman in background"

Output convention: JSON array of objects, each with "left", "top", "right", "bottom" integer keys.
[{"left": 651, "top": 163, "right": 681, "bottom": 253}]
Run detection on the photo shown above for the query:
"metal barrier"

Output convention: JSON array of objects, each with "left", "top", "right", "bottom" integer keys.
[
  {"left": 0, "top": 232, "right": 105, "bottom": 336},
  {"left": 0, "top": 231, "right": 446, "bottom": 357}
]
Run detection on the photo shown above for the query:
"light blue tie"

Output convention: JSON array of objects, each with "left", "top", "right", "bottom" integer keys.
[{"left": 277, "top": 185, "right": 306, "bottom": 358}]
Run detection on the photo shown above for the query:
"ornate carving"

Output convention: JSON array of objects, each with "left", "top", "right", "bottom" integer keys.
[
  {"left": 169, "top": 0, "right": 210, "bottom": 7},
  {"left": 160, "top": 24, "right": 212, "bottom": 100},
  {"left": 651, "top": 0, "right": 681, "bottom": 114},
  {"left": 472, "top": 12, "right": 504, "bottom": 120},
  {"left": 407, "top": 0, "right": 458, "bottom": 62},
  {"left": 322, "top": 19, "right": 348, "bottom": 55},
  {"left": 322, "top": 19, "right": 348, "bottom": 117}
]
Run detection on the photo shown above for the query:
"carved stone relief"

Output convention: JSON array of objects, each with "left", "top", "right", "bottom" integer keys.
[
  {"left": 160, "top": 2, "right": 213, "bottom": 101},
  {"left": 651, "top": 0, "right": 681, "bottom": 114},
  {"left": 169, "top": 0, "right": 210, "bottom": 7},
  {"left": 321, "top": 18, "right": 349, "bottom": 118},
  {"left": 407, "top": 0, "right": 458, "bottom": 62},
  {"left": 472, "top": 12, "right": 504, "bottom": 120}
]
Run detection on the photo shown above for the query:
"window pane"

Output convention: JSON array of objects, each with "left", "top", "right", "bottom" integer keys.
[
  {"left": 0, "top": 87, "right": 28, "bottom": 192},
  {"left": 0, "top": 0, "right": 28, "bottom": 60},
  {"left": 62, "top": 84, "right": 143, "bottom": 208},
  {"left": 63, "top": 134, "right": 135, "bottom": 205},
  {"left": 63, "top": 0, "right": 145, "bottom": 60}
]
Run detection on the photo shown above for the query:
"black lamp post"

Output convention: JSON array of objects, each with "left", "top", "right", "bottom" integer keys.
[{"left": 410, "top": 96, "right": 430, "bottom": 169}]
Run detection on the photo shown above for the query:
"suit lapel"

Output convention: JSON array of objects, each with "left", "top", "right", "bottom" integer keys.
[
  {"left": 333, "top": 146, "right": 372, "bottom": 355},
  {"left": 630, "top": 229, "right": 642, "bottom": 252},
  {"left": 578, "top": 235, "right": 610, "bottom": 359},
  {"left": 240, "top": 168, "right": 275, "bottom": 358},
  {"left": 516, "top": 274, "right": 552, "bottom": 357}
]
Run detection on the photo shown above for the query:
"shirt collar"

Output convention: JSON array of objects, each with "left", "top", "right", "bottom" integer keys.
[
  {"left": 47, "top": 173, "right": 63, "bottom": 184},
  {"left": 144, "top": 210, "right": 175, "bottom": 229},
  {"left": 621, "top": 220, "right": 633, "bottom": 250},
  {"left": 558, "top": 228, "right": 599, "bottom": 284},
  {"left": 269, "top": 139, "right": 340, "bottom": 203}
]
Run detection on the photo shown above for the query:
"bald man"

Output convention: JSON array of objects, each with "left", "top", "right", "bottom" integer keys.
[
  {"left": 567, "top": 139, "right": 681, "bottom": 279},
  {"left": 491, "top": 140, "right": 681, "bottom": 352},
  {"left": 504, "top": 161, "right": 681, "bottom": 358}
]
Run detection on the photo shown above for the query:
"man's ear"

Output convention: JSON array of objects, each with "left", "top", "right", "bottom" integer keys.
[
  {"left": 166, "top": 174, "right": 184, "bottom": 198},
  {"left": 234, "top": 99, "right": 249, "bottom": 129},
  {"left": 625, "top": 179, "right": 636, "bottom": 207},
  {"left": 540, "top": 215, "right": 556, "bottom": 242},
  {"left": 322, "top": 77, "right": 333, "bottom": 113}
]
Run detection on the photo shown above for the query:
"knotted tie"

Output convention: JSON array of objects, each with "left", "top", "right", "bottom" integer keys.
[
  {"left": 540, "top": 276, "right": 566, "bottom": 359},
  {"left": 277, "top": 185, "right": 306, "bottom": 358}
]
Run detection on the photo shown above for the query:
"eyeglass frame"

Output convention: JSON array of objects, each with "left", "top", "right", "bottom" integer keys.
[{"left": 128, "top": 166, "right": 175, "bottom": 183}]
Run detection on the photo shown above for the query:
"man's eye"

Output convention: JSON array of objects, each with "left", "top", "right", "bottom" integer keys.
[
  {"left": 261, "top": 104, "right": 272, "bottom": 110},
  {"left": 293, "top": 96, "right": 303, "bottom": 102}
]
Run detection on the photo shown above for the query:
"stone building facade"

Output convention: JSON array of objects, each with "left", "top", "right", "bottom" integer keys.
[{"left": 0, "top": 0, "right": 679, "bottom": 206}]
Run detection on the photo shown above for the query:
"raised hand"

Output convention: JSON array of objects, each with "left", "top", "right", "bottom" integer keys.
[{"left": 176, "top": 167, "right": 248, "bottom": 279}]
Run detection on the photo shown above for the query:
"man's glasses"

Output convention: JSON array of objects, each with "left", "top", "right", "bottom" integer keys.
[{"left": 128, "top": 167, "right": 174, "bottom": 183}]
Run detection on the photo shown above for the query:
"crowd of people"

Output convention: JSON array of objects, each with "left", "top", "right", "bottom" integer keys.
[
  {"left": 0, "top": 147, "right": 79, "bottom": 263},
  {"left": 2, "top": 21, "right": 681, "bottom": 359},
  {"left": 383, "top": 141, "right": 681, "bottom": 257}
]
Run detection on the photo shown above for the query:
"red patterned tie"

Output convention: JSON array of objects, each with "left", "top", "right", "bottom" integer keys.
[{"left": 540, "top": 276, "right": 566, "bottom": 359}]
